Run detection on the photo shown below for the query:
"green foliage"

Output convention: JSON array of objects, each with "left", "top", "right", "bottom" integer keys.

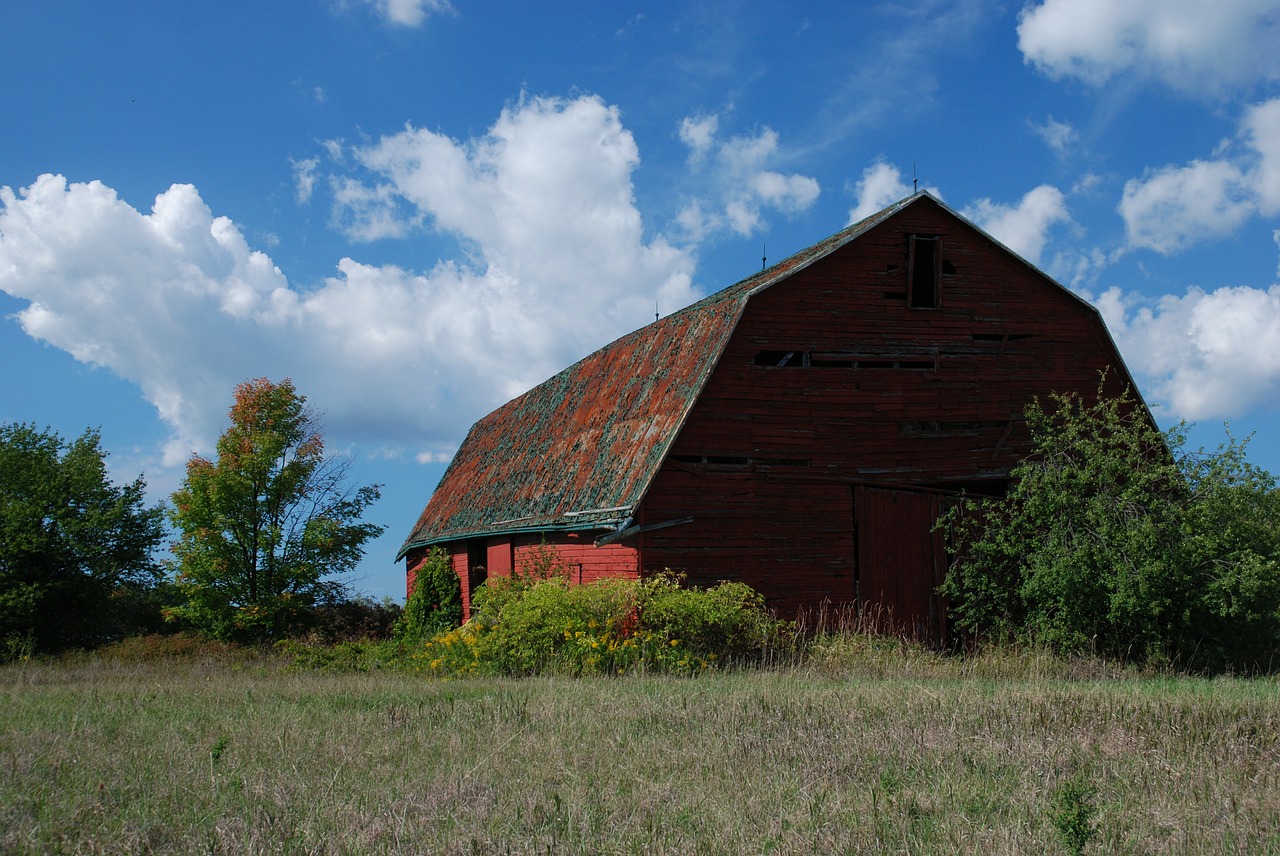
[
  {"left": 419, "top": 572, "right": 784, "bottom": 676},
  {"left": 641, "top": 575, "right": 779, "bottom": 655},
  {"left": 1050, "top": 773, "right": 1099, "bottom": 855},
  {"left": 305, "top": 596, "right": 402, "bottom": 644},
  {"left": 274, "top": 637, "right": 402, "bottom": 671},
  {"left": 396, "top": 547, "right": 462, "bottom": 641},
  {"left": 167, "top": 378, "right": 385, "bottom": 642},
  {"left": 209, "top": 735, "right": 230, "bottom": 764},
  {"left": 0, "top": 423, "right": 167, "bottom": 655},
  {"left": 940, "top": 384, "right": 1280, "bottom": 671}
]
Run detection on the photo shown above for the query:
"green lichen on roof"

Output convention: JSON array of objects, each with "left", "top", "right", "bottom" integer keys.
[{"left": 395, "top": 194, "right": 921, "bottom": 559}]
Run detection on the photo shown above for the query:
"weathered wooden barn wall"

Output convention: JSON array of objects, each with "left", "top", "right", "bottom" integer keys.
[{"left": 638, "top": 203, "right": 1132, "bottom": 627}]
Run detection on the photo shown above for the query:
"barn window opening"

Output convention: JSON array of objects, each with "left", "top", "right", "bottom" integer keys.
[
  {"left": 900, "top": 419, "right": 1009, "bottom": 437},
  {"left": 673, "top": 454, "right": 750, "bottom": 466},
  {"left": 972, "top": 333, "right": 1033, "bottom": 343},
  {"left": 908, "top": 235, "right": 941, "bottom": 308},
  {"left": 466, "top": 540, "right": 488, "bottom": 591},
  {"left": 672, "top": 454, "right": 810, "bottom": 467},
  {"left": 920, "top": 478, "right": 1010, "bottom": 497},
  {"left": 754, "top": 350, "right": 935, "bottom": 370},
  {"left": 753, "top": 350, "right": 804, "bottom": 367}
]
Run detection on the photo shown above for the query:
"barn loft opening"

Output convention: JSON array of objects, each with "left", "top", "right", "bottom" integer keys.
[
  {"left": 908, "top": 234, "right": 941, "bottom": 308},
  {"left": 972, "top": 333, "right": 1033, "bottom": 343},
  {"left": 900, "top": 419, "right": 1010, "bottom": 437},
  {"left": 672, "top": 454, "right": 810, "bottom": 467},
  {"left": 466, "top": 539, "right": 488, "bottom": 589},
  {"left": 753, "top": 351, "right": 935, "bottom": 369}
]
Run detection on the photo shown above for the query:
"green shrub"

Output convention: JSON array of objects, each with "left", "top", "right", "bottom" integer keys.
[
  {"left": 396, "top": 547, "right": 462, "bottom": 642},
  {"left": 417, "top": 572, "right": 784, "bottom": 676},
  {"left": 306, "top": 596, "right": 402, "bottom": 643},
  {"left": 637, "top": 574, "right": 781, "bottom": 658},
  {"left": 1050, "top": 773, "right": 1099, "bottom": 855},
  {"left": 940, "top": 384, "right": 1280, "bottom": 671},
  {"left": 276, "top": 638, "right": 405, "bottom": 671}
]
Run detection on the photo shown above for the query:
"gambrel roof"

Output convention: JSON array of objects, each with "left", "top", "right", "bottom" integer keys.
[{"left": 397, "top": 192, "right": 1112, "bottom": 559}]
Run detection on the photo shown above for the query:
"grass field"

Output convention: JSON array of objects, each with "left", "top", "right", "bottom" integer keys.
[{"left": 3, "top": 638, "right": 1278, "bottom": 854}]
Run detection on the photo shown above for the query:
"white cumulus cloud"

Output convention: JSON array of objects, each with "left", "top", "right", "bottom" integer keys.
[
  {"left": 1120, "top": 98, "right": 1280, "bottom": 254},
  {"left": 349, "top": 95, "right": 697, "bottom": 327},
  {"left": 678, "top": 114, "right": 719, "bottom": 157},
  {"left": 1246, "top": 98, "right": 1280, "bottom": 213},
  {"left": 0, "top": 96, "right": 698, "bottom": 467},
  {"left": 1098, "top": 281, "right": 1280, "bottom": 420},
  {"left": 674, "top": 115, "right": 819, "bottom": 241},
  {"left": 1119, "top": 160, "right": 1253, "bottom": 254},
  {"left": 848, "top": 162, "right": 913, "bottom": 224},
  {"left": 964, "top": 185, "right": 1072, "bottom": 265},
  {"left": 1018, "top": 0, "right": 1280, "bottom": 95},
  {"left": 330, "top": 177, "right": 419, "bottom": 241},
  {"left": 846, "top": 161, "right": 942, "bottom": 225}
]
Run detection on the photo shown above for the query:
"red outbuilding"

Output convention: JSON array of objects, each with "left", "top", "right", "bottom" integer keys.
[{"left": 397, "top": 192, "right": 1143, "bottom": 641}]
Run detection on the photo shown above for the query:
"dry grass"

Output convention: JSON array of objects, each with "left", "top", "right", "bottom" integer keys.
[{"left": 2, "top": 638, "right": 1278, "bottom": 854}]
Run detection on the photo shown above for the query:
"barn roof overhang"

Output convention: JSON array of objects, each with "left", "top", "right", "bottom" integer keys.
[{"left": 396, "top": 505, "right": 633, "bottom": 559}]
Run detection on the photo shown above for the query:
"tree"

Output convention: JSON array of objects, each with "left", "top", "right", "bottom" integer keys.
[
  {"left": 939, "top": 384, "right": 1280, "bottom": 671},
  {"left": 0, "top": 424, "right": 166, "bottom": 656},
  {"left": 168, "top": 378, "right": 384, "bottom": 641}
]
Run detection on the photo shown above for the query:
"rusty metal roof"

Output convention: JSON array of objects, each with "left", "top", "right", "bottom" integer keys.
[{"left": 395, "top": 194, "right": 927, "bottom": 559}]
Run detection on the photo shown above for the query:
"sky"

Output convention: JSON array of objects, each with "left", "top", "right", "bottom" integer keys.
[{"left": 3, "top": 0, "right": 1279, "bottom": 603}]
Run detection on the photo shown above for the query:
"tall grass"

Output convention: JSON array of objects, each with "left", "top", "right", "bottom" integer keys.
[{"left": 2, "top": 638, "right": 1278, "bottom": 853}]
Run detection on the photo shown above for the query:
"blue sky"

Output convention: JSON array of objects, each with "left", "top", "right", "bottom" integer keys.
[{"left": 3, "top": 1, "right": 1279, "bottom": 602}]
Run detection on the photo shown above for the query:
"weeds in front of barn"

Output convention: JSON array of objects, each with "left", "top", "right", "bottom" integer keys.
[
  {"left": 279, "top": 572, "right": 791, "bottom": 677},
  {"left": 4, "top": 637, "right": 1280, "bottom": 854}
]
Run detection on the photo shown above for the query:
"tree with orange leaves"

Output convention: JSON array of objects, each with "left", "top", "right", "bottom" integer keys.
[{"left": 167, "top": 378, "right": 383, "bottom": 641}]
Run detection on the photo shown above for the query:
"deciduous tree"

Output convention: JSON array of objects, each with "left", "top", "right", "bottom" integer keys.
[
  {"left": 168, "top": 378, "right": 384, "bottom": 640},
  {"left": 0, "top": 424, "right": 166, "bottom": 655}
]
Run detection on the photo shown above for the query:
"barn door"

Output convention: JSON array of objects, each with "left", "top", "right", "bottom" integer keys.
[{"left": 853, "top": 486, "right": 948, "bottom": 642}]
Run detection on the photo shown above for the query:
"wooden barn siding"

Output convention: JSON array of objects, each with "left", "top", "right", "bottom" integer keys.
[
  {"left": 640, "top": 207, "right": 1132, "bottom": 621},
  {"left": 510, "top": 534, "right": 641, "bottom": 584},
  {"left": 641, "top": 474, "right": 854, "bottom": 616}
]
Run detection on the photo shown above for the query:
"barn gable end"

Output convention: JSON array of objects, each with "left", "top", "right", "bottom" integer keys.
[{"left": 399, "top": 193, "right": 1144, "bottom": 635}]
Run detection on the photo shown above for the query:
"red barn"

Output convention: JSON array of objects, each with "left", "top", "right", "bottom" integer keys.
[{"left": 397, "top": 192, "right": 1142, "bottom": 640}]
